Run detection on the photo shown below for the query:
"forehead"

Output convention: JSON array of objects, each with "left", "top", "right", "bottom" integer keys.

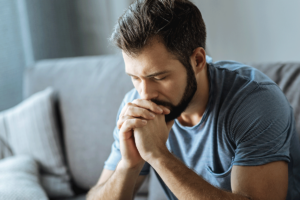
[{"left": 123, "top": 41, "right": 181, "bottom": 76}]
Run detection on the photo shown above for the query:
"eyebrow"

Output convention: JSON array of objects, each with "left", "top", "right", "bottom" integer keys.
[{"left": 126, "top": 70, "right": 171, "bottom": 78}]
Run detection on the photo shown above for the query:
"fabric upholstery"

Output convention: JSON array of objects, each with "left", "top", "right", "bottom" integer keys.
[
  {"left": 51, "top": 194, "right": 149, "bottom": 200},
  {"left": 1, "top": 87, "right": 73, "bottom": 198},
  {"left": 148, "top": 168, "right": 168, "bottom": 200},
  {"left": 51, "top": 195, "right": 147, "bottom": 200},
  {"left": 0, "top": 155, "right": 48, "bottom": 200},
  {"left": 51, "top": 195, "right": 86, "bottom": 200},
  {"left": 251, "top": 62, "right": 300, "bottom": 138},
  {"left": 23, "top": 54, "right": 300, "bottom": 199},
  {"left": 134, "top": 197, "right": 148, "bottom": 200},
  {"left": 23, "top": 55, "right": 134, "bottom": 189}
]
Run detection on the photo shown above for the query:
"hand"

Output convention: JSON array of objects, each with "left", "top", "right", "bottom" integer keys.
[
  {"left": 133, "top": 114, "right": 174, "bottom": 163},
  {"left": 117, "top": 99, "right": 170, "bottom": 169}
]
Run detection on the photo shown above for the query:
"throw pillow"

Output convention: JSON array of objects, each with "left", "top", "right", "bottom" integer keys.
[
  {"left": 0, "top": 114, "right": 13, "bottom": 159},
  {"left": 0, "top": 155, "right": 48, "bottom": 200},
  {"left": 1, "top": 87, "right": 73, "bottom": 198}
]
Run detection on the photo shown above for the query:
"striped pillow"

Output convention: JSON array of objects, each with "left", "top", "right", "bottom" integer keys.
[
  {"left": 0, "top": 155, "right": 48, "bottom": 200},
  {"left": 1, "top": 87, "right": 73, "bottom": 198},
  {"left": 0, "top": 114, "right": 12, "bottom": 159}
]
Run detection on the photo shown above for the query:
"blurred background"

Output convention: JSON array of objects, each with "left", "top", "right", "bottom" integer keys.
[{"left": 1, "top": 0, "right": 300, "bottom": 112}]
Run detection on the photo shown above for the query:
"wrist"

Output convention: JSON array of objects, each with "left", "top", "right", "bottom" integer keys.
[
  {"left": 118, "top": 159, "right": 145, "bottom": 173},
  {"left": 147, "top": 146, "right": 172, "bottom": 166}
]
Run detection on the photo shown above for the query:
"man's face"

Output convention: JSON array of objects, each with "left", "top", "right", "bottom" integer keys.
[{"left": 123, "top": 41, "right": 197, "bottom": 122}]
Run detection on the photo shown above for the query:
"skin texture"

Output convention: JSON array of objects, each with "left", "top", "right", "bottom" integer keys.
[{"left": 87, "top": 39, "right": 288, "bottom": 200}]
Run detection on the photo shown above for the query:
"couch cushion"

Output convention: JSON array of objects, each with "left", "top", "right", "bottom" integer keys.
[
  {"left": 1, "top": 87, "right": 73, "bottom": 198},
  {"left": 251, "top": 62, "right": 300, "bottom": 138},
  {"left": 0, "top": 155, "right": 48, "bottom": 200},
  {"left": 148, "top": 168, "right": 168, "bottom": 200},
  {"left": 51, "top": 195, "right": 86, "bottom": 200},
  {"left": 23, "top": 54, "right": 134, "bottom": 189}
]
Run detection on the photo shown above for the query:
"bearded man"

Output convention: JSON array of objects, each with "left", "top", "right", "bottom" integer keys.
[{"left": 87, "top": 0, "right": 300, "bottom": 199}]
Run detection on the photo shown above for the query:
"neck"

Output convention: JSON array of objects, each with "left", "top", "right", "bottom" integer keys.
[{"left": 177, "top": 64, "right": 210, "bottom": 127}]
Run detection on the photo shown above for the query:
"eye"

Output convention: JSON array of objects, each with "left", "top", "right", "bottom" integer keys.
[
  {"left": 131, "top": 76, "right": 139, "bottom": 81},
  {"left": 153, "top": 76, "right": 166, "bottom": 81}
]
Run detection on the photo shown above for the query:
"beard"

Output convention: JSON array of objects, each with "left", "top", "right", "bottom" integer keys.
[{"left": 151, "top": 64, "right": 197, "bottom": 122}]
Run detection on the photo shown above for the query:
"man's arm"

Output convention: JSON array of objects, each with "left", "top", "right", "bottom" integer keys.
[
  {"left": 86, "top": 161, "right": 147, "bottom": 200},
  {"left": 149, "top": 149, "right": 288, "bottom": 200},
  {"left": 86, "top": 99, "right": 169, "bottom": 200}
]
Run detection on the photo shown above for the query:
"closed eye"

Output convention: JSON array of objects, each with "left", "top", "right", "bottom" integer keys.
[
  {"left": 153, "top": 76, "right": 167, "bottom": 81},
  {"left": 130, "top": 76, "right": 139, "bottom": 80}
]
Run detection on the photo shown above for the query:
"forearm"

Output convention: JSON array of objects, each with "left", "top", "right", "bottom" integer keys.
[
  {"left": 87, "top": 160, "right": 142, "bottom": 200},
  {"left": 150, "top": 151, "right": 250, "bottom": 200}
]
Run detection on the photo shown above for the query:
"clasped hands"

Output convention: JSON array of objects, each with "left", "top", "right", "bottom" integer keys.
[{"left": 117, "top": 99, "right": 174, "bottom": 169}]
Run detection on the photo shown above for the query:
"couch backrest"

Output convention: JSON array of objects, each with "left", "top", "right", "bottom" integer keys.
[
  {"left": 24, "top": 55, "right": 300, "bottom": 192},
  {"left": 23, "top": 54, "right": 133, "bottom": 190},
  {"left": 250, "top": 62, "right": 300, "bottom": 139}
]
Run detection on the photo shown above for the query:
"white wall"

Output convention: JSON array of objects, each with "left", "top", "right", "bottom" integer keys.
[
  {"left": 75, "top": 0, "right": 300, "bottom": 63},
  {"left": 75, "top": 0, "right": 132, "bottom": 55},
  {"left": 192, "top": 0, "right": 300, "bottom": 63}
]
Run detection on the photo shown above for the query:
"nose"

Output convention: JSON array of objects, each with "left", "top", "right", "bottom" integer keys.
[{"left": 139, "top": 80, "right": 158, "bottom": 100}]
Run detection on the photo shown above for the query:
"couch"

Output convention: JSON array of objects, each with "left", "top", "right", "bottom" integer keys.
[{"left": 0, "top": 54, "right": 299, "bottom": 199}]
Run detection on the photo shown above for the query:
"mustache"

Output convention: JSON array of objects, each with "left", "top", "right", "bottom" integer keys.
[
  {"left": 150, "top": 99, "right": 174, "bottom": 109},
  {"left": 150, "top": 99, "right": 175, "bottom": 122}
]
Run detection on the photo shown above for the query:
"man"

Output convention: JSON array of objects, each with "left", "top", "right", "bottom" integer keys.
[{"left": 87, "top": 0, "right": 300, "bottom": 199}]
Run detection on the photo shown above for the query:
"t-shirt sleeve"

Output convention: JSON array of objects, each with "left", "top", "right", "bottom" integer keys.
[
  {"left": 103, "top": 96, "right": 151, "bottom": 175},
  {"left": 230, "top": 84, "right": 293, "bottom": 166}
]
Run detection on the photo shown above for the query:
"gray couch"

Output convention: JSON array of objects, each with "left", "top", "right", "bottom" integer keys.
[{"left": 22, "top": 54, "right": 299, "bottom": 199}]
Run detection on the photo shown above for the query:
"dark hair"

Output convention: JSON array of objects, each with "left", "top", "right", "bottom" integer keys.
[{"left": 110, "top": 0, "right": 206, "bottom": 70}]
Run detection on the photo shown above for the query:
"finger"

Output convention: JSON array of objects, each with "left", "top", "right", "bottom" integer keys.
[
  {"left": 119, "top": 127, "right": 133, "bottom": 140},
  {"left": 120, "top": 118, "right": 147, "bottom": 137},
  {"left": 117, "top": 115, "right": 144, "bottom": 130},
  {"left": 158, "top": 105, "right": 171, "bottom": 115},
  {"left": 124, "top": 106, "right": 156, "bottom": 120},
  {"left": 132, "top": 99, "right": 167, "bottom": 114},
  {"left": 117, "top": 115, "right": 130, "bottom": 130},
  {"left": 119, "top": 102, "right": 132, "bottom": 118}
]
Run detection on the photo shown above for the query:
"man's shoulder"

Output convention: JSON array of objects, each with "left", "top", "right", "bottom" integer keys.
[
  {"left": 208, "top": 58, "right": 292, "bottom": 131},
  {"left": 211, "top": 59, "right": 274, "bottom": 85}
]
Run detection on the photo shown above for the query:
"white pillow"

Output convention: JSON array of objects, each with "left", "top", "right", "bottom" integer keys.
[
  {"left": 0, "top": 114, "right": 13, "bottom": 159},
  {"left": 0, "top": 155, "right": 48, "bottom": 200},
  {"left": 0, "top": 87, "right": 73, "bottom": 198}
]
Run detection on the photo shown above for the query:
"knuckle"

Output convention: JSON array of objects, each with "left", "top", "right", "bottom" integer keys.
[
  {"left": 150, "top": 102, "right": 157, "bottom": 110},
  {"left": 125, "top": 107, "right": 133, "bottom": 116},
  {"left": 124, "top": 103, "right": 130, "bottom": 110},
  {"left": 123, "top": 106, "right": 131, "bottom": 114},
  {"left": 133, "top": 119, "right": 142, "bottom": 127},
  {"left": 123, "top": 103, "right": 131, "bottom": 111},
  {"left": 117, "top": 118, "right": 124, "bottom": 125},
  {"left": 150, "top": 100, "right": 156, "bottom": 106},
  {"left": 132, "top": 99, "right": 139, "bottom": 104},
  {"left": 123, "top": 119, "right": 130, "bottom": 126},
  {"left": 143, "top": 110, "right": 150, "bottom": 117}
]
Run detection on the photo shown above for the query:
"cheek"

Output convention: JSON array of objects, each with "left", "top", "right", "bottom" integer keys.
[{"left": 159, "top": 78, "right": 186, "bottom": 103}]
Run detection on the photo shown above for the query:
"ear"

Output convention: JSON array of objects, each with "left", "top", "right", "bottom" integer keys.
[{"left": 190, "top": 47, "right": 206, "bottom": 74}]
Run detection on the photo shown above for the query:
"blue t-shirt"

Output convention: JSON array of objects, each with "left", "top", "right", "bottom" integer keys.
[{"left": 104, "top": 56, "right": 300, "bottom": 200}]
